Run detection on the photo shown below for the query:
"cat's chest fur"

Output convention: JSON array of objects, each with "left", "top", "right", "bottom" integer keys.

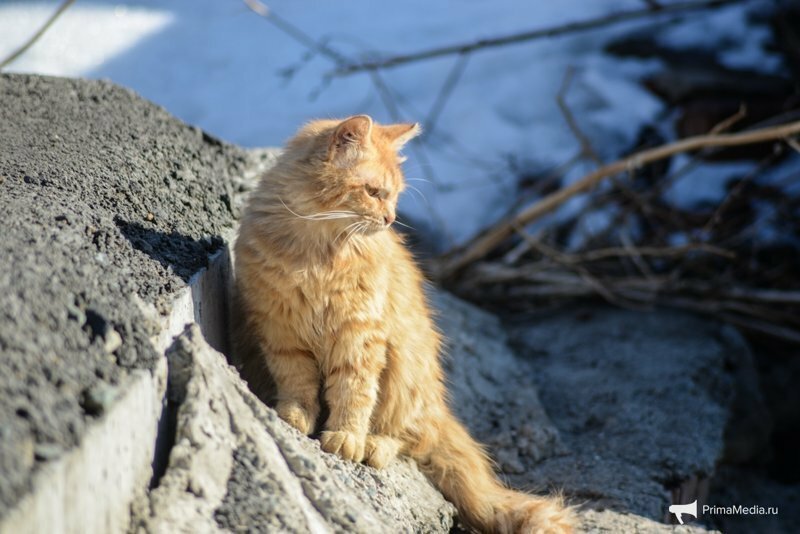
[{"left": 278, "top": 239, "right": 390, "bottom": 351}]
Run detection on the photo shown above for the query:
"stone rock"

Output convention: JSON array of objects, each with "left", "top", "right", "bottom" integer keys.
[
  {"left": 708, "top": 465, "right": 800, "bottom": 534},
  {"left": 579, "top": 508, "right": 709, "bottom": 533},
  {"left": 430, "top": 291, "right": 564, "bottom": 472},
  {"left": 507, "top": 305, "right": 763, "bottom": 527},
  {"left": 133, "top": 325, "right": 454, "bottom": 534}
]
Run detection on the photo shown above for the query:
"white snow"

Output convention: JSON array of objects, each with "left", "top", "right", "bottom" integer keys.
[
  {"left": 0, "top": 4, "right": 172, "bottom": 76},
  {"left": 0, "top": 0, "right": 785, "bottom": 248},
  {"left": 664, "top": 154, "right": 756, "bottom": 210}
]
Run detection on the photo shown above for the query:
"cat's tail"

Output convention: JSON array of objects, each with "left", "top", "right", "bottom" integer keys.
[{"left": 409, "top": 411, "right": 573, "bottom": 534}]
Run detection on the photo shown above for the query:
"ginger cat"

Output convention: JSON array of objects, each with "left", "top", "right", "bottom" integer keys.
[{"left": 234, "top": 115, "right": 573, "bottom": 533}]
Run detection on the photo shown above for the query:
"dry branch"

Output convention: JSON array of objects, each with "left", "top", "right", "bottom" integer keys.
[
  {"left": 709, "top": 103, "right": 747, "bottom": 135},
  {"left": 424, "top": 54, "right": 470, "bottom": 136},
  {"left": 435, "top": 118, "right": 800, "bottom": 279},
  {"left": 0, "top": 0, "right": 75, "bottom": 71},
  {"left": 460, "top": 265, "right": 800, "bottom": 343},
  {"left": 570, "top": 243, "right": 735, "bottom": 262},
  {"left": 511, "top": 225, "right": 630, "bottom": 307},
  {"left": 243, "top": 0, "right": 349, "bottom": 65},
  {"left": 330, "top": 0, "right": 742, "bottom": 77},
  {"left": 557, "top": 67, "right": 601, "bottom": 165}
]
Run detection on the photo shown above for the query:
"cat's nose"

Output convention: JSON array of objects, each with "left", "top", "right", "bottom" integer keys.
[{"left": 383, "top": 213, "right": 395, "bottom": 225}]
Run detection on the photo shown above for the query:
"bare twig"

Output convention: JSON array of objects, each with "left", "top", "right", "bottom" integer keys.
[
  {"left": 369, "top": 70, "right": 402, "bottom": 121},
  {"left": 466, "top": 265, "right": 800, "bottom": 309},
  {"left": 330, "top": 0, "right": 742, "bottom": 77},
  {"left": 461, "top": 265, "right": 800, "bottom": 343},
  {"left": 574, "top": 243, "right": 735, "bottom": 262},
  {"left": 0, "top": 0, "right": 75, "bottom": 71},
  {"left": 786, "top": 136, "right": 800, "bottom": 154},
  {"left": 709, "top": 103, "right": 747, "bottom": 135},
  {"left": 638, "top": 296, "right": 800, "bottom": 343},
  {"left": 647, "top": 104, "right": 749, "bottom": 201},
  {"left": 424, "top": 53, "right": 469, "bottom": 137},
  {"left": 243, "top": 0, "right": 348, "bottom": 66},
  {"left": 500, "top": 68, "right": 602, "bottom": 263},
  {"left": 511, "top": 224, "right": 633, "bottom": 307},
  {"left": 716, "top": 288, "right": 800, "bottom": 305},
  {"left": 507, "top": 151, "right": 583, "bottom": 214},
  {"left": 436, "top": 118, "right": 800, "bottom": 278},
  {"left": 718, "top": 314, "right": 800, "bottom": 344},
  {"left": 619, "top": 230, "right": 655, "bottom": 279},
  {"left": 702, "top": 148, "right": 782, "bottom": 235},
  {"left": 557, "top": 67, "right": 602, "bottom": 165},
  {"left": 503, "top": 226, "right": 733, "bottom": 266},
  {"left": 243, "top": 0, "right": 441, "bottom": 193}
]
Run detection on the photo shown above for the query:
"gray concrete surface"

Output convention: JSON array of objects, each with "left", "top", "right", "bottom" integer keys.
[
  {"left": 709, "top": 465, "right": 800, "bottom": 534},
  {"left": 431, "top": 290, "right": 564, "bottom": 474},
  {"left": 0, "top": 73, "right": 247, "bottom": 517},
  {"left": 507, "top": 306, "right": 767, "bottom": 527}
]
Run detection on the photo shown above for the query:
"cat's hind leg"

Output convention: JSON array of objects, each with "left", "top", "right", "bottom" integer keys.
[
  {"left": 364, "top": 435, "right": 402, "bottom": 469},
  {"left": 268, "top": 347, "right": 320, "bottom": 435}
]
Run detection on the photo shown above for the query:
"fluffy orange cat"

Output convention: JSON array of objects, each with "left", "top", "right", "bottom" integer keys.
[{"left": 234, "top": 115, "right": 573, "bottom": 533}]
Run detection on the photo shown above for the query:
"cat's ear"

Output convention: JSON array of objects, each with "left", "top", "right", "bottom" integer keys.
[
  {"left": 328, "top": 115, "right": 373, "bottom": 165},
  {"left": 382, "top": 123, "right": 422, "bottom": 149}
]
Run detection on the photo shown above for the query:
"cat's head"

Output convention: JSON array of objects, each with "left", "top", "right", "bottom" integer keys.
[{"left": 283, "top": 115, "right": 420, "bottom": 236}]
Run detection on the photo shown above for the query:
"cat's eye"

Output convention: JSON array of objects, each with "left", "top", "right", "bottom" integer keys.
[{"left": 365, "top": 185, "right": 381, "bottom": 198}]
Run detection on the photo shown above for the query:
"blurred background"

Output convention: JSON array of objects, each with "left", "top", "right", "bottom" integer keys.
[
  {"left": 2, "top": 0, "right": 796, "bottom": 248},
  {"left": 1, "top": 0, "right": 799, "bottom": 531}
]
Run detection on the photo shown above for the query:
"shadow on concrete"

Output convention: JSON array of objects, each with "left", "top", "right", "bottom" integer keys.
[{"left": 116, "top": 218, "right": 224, "bottom": 283}]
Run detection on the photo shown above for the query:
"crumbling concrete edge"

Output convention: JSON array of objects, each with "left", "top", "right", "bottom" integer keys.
[{"left": 0, "top": 362, "right": 166, "bottom": 534}]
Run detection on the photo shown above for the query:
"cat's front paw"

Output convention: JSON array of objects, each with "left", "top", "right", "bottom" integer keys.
[
  {"left": 276, "top": 400, "right": 316, "bottom": 435},
  {"left": 320, "top": 430, "right": 366, "bottom": 463}
]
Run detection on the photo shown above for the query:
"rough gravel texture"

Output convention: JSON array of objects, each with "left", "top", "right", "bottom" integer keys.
[
  {"left": 431, "top": 290, "right": 564, "bottom": 476},
  {"left": 214, "top": 442, "right": 299, "bottom": 533},
  {"left": 0, "top": 73, "right": 249, "bottom": 515},
  {"left": 507, "top": 306, "right": 765, "bottom": 526},
  {"left": 709, "top": 465, "right": 800, "bottom": 534}
]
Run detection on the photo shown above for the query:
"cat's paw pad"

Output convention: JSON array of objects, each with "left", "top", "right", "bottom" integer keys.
[
  {"left": 320, "top": 430, "right": 366, "bottom": 463},
  {"left": 364, "top": 435, "right": 401, "bottom": 469},
  {"left": 276, "top": 400, "right": 315, "bottom": 435}
]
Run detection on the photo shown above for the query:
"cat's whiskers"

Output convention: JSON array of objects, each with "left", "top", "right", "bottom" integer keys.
[
  {"left": 334, "top": 221, "right": 362, "bottom": 243},
  {"left": 393, "top": 219, "right": 415, "bottom": 230},
  {"left": 405, "top": 184, "right": 429, "bottom": 207},
  {"left": 343, "top": 221, "right": 363, "bottom": 243},
  {"left": 279, "top": 197, "right": 359, "bottom": 221},
  {"left": 344, "top": 222, "right": 364, "bottom": 242}
]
